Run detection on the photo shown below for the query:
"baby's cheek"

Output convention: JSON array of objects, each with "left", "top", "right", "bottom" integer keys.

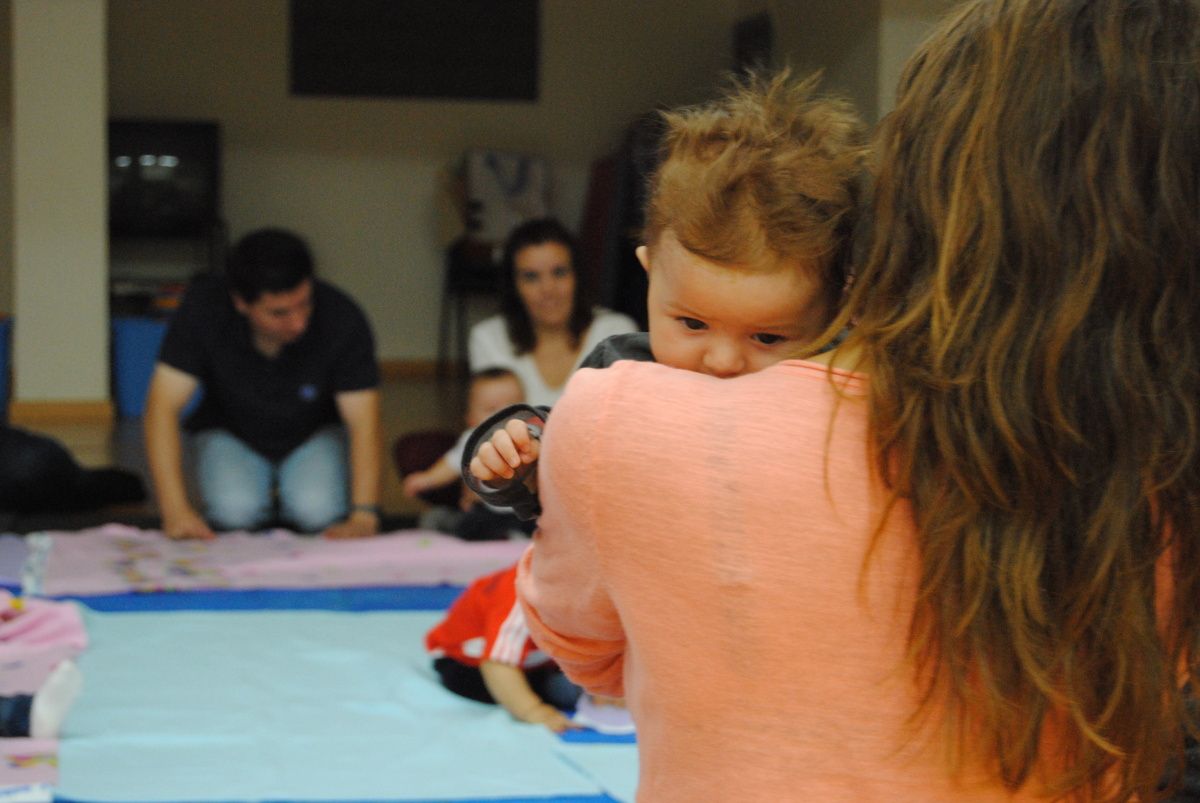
[{"left": 754, "top": 349, "right": 795, "bottom": 371}]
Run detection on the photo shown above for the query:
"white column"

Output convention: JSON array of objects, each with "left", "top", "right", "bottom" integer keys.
[{"left": 11, "top": 0, "right": 109, "bottom": 415}]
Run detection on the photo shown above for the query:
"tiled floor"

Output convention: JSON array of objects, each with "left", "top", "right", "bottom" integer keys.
[{"left": 24, "top": 374, "right": 468, "bottom": 523}]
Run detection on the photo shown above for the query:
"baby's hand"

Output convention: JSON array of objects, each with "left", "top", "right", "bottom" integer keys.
[
  {"left": 401, "top": 471, "right": 431, "bottom": 498},
  {"left": 458, "top": 486, "right": 480, "bottom": 512},
  {"left": 470, "top": 418, "right": 542, "bottom": 483},
  {"left": 522, "top": 702, "right": 577, "bottom": 733}
]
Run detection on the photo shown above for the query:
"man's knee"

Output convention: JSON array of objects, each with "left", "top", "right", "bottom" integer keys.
[
  {"left": 192, "top": 429, "right": 275, "bottom": 531},
  {"left": 277, "top": 427, "right": 348, "bottom": 533},
  {"left": 279, "top": 490, "right": 344, "bottom": 534},
  {"left": 203, "top": 488, "right": 272, "bottom": 532}
]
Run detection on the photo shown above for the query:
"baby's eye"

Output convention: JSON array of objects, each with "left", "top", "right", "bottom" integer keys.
[
  {"left": 677, "top": 317, "right": 707, "bottom": 331},
  {"left": 753, "top": 333, "right": 787, "bottom": 346}
]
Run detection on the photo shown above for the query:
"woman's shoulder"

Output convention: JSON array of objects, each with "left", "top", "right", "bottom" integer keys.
[
  {"left": 468, "top": 314, "right": 518, "bottom": 367},
  {"left": 589, "top": 308, "right": 638, "bottom": 331},
  {"left": 469, "top": 314, "right": 508, "bottom": 339},
  {"left": 562, "top": 359, "right": 861, "bottom": 420},
  {"left": 552, "top": 363, "right": 869, "bottom": 484}
]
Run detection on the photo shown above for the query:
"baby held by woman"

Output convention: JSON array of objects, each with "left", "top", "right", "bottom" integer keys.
[{"left": 468, "top": 70, "right": 867, "bottom": 508}]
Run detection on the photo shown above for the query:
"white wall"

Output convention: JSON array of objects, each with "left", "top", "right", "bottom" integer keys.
[
  {"left": 771, "top": 0, "right": 882, "bottom": 123},
  {"left": 877, "top": 0, "right": 957, "bottom": 115},
  {"left": 11, "top": 0, "right": 108, "bottom": 403},
  {"left": 751, "top": 0, "right": 957, "bottom": 122},
  {"left": 106, "top": 0, "right": 738, "bottom": 361},
  {"left": 0, "top": 0, "right": 964, "bottom": 402},
  {"left": 0, "top": 0, "right": 12, "bottom": 319}
]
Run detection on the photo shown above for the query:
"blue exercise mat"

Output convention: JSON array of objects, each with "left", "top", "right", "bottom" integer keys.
[
  {"left": 62, "top": 585, "right": 465, "bottom": 612},
  {"left": 56, "top": 606, "right": 638, "bottom": 802}
]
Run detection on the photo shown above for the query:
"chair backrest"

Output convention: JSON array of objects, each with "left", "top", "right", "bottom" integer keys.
[{"left": 392, "top": 430, "right": 462, "bottom": 508}]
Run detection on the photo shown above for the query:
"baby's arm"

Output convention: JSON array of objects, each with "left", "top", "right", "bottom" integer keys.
[
  {"left": 479, "top": 659, "right": 574, "bottom": 733},
  {"left": 469, "top": 418, "right": 541, "bottom": 483},
  {"left": 401, "top": 455, "right": 460, "bottom": 498}
]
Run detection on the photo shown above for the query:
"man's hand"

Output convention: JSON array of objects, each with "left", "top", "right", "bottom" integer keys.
[
  {"left": 161, "top": 504, "right": 215, "bottom": 540},
  {"left": 469, "top": 418, "right": 542, "bottom": 483},
  {"left": 323, "top": 509, "right": 379, "bottom": 540}
]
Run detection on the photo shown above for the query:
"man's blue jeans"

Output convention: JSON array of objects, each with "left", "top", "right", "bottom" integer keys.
[{"left": 192, "top": 426, "right": 348, "bottom": 533}]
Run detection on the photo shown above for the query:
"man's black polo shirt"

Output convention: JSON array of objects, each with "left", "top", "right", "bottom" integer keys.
[{"left": 157, "top": 274, "right": 379, "bottom": 461}]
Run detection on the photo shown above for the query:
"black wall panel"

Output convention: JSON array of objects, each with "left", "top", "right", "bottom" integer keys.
[{"left": 290, "top": 0, "right": 539, "bottom": 101}]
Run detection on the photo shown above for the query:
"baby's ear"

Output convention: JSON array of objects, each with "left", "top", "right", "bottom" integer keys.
[{"left": 635, "top": 245, "right": 651, "bottom": 273}]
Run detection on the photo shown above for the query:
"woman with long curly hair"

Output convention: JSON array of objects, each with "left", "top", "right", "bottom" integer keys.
[{"left": 514, "top": 0, "right": 1200, "bottom": 800}]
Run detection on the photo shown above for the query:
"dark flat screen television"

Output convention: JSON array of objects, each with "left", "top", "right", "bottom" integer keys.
[
  {"left": 108, "top": 119, "right": 220, "bottom": 237},
  {"left": 289, "top": 0, "right": 540, "bottom": 100}
]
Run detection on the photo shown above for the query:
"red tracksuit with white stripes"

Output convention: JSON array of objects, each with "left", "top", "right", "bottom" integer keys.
[{"left": 426, "top": 563, "right": 550, "bottom": 669}]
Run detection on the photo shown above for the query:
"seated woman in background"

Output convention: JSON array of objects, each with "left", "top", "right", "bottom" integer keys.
[{"left": 469, "top": 218, "right": 636, "bottom": 407}]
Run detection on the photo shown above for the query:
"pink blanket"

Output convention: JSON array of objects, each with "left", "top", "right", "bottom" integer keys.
[
  {"left": 0, "top": 737, "right": 57, "bottom": 796},
  {"left": 0, "top": 595, "right": 84, "bottom": 797},
  {"left": 0, "top": 592, "right": 87, "bottom": 695},
  {"left": 29, "top": 526, "right": 529, "bottom": 596}
]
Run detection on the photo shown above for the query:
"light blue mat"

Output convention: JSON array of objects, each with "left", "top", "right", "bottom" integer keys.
[{"left": 59, "top": 608, "right": 637, "bottom": 802}]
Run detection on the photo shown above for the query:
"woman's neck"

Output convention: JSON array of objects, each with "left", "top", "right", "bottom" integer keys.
[
  {"left": 531, "top": 324, "right": 579, "bottom": 389},
  {"left": 532, "top": 322, "right": 571, "bottom": 344}
]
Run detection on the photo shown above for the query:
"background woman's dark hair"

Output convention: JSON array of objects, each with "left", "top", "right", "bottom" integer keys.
[
  {"left": 226, "top": 228, "right": 315, "bottom": 302},
  {"left": 830, "top": 0, "right": 1200, "bottom": 799},
  {"left": 498, "top": 218, "right": 594, "bottom": 354}
]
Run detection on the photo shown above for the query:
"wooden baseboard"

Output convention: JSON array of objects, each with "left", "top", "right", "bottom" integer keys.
[
  {"left": 7, "top": 399, "right": 115, "bottom": 425},
  {"left": 379, "top": 359, "right": 447, "bottom": 380}
]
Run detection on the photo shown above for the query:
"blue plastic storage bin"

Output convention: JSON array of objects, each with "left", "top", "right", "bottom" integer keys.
[{"left": 111, "top": 316, "right": 169, "bottom": 418}]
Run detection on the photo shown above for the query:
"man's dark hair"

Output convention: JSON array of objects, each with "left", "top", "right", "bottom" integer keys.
[{"left": 226, "top": 228, "right": 314, "bottom": 302}]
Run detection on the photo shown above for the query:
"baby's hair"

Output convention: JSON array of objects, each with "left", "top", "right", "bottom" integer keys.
[
  {"left": 471, "top": 366, "right": 520, "bottom": 384},
  {"left": 643, "top": 69, "right": 867, "bottom": 311},
  {"left": 470, "top": 366, "right": 524, "bottom": 395}
]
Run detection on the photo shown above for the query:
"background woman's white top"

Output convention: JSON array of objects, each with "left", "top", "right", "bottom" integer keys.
[{"left": 468, "top": 308, "right": 638, "bottom": 406}]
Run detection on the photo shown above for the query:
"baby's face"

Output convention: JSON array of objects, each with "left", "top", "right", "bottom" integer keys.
[
  {"left": 640, "top": 230, "right": 829, "bottom": 378},
  {"left": 466, "top": 377, "right": 525, "bottom": 428}
]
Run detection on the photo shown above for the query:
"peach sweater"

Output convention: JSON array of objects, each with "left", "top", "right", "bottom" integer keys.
[{"left": 517, "top": 359, "right": 1056, "bottom": 802}]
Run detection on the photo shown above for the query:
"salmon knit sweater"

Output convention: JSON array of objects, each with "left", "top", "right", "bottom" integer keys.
[{"left": 517, "top": 359, "right": 1059, "bottom": 802}]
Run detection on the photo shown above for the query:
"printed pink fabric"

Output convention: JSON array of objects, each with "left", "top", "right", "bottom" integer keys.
[
  {"left": 31, "top": 526, "right": 528, "bottom": 596},
  {"left": 0, "top": 591, "right": 87, "bottom": 694},
  {"left": 0, "top": 737, "right": 58, "bottom": 789}
]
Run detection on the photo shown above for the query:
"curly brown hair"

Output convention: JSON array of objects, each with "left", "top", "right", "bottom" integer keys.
[
  {"left": 643, "top": 69, "right": 867, "bottom": 314},
  {"left": 832, "top": 0, "right": 1200, "bottom": 799}
]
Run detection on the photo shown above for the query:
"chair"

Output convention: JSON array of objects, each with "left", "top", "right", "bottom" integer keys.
[
  {"left": 391, "top": 429, "right": 462, "bottom": 508},
  {"left": 436, "top": 237, "right": 500, "bottom": 380}
]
